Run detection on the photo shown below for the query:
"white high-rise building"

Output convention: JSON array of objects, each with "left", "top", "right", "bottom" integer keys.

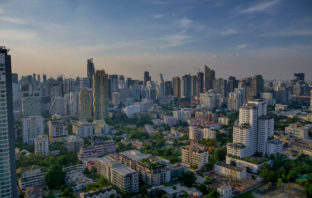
[
  {"left": 200, "top": 89, "right": 221, "bottom": 110},
  {"left": 227, "top": 92, "right": 241, "bottom": 112},
  {"left": 22, "top": 116, "right": 44, "bottom": 144},
  {"left": 34, "top": 135, "right": 49, "bottom": 154},
  {"left": 228, "top": 99, "right": 276, "bottom": 158}
]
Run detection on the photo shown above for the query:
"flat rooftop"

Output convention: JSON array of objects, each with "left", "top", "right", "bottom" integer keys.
[{"left": 120, "top": 149, "right": 150, "bottom": 161}]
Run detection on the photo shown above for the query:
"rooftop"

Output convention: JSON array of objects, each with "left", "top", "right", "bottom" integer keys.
[
  {"left": 120, "top": 149, "right": 150, "bottom": 161},
  {"left": 215, "top": 161, "right": 245, "bottom": 172}
]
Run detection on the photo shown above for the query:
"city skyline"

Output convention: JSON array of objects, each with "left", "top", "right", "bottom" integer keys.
[{"left": 0, "top": 0, "right": 311, "bottom": 80}]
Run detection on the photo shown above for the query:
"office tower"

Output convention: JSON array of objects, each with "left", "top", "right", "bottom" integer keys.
[
  {"left": 12, "top": 73, "right": 19, "bottom": 110},
  {"left": 261, "top": 92, "right": 275, "bottom": 106},
  {"left": 144, "top": 71, "right": 151, "bottom": 86},
  {"left": 252, "top": 75, "right": 264, "bottom": 98},
  {"left": 204, "top": 65, "right": 215, "bottom": 91},
  {"left": 215, "top": 78, "right": 228, "bottom": 98},
  {"left": 130, "top": 85, "right": 141, "bottom": 102},
  {"left": 22, "top": 116, "right": 44, "bottom": 144},
  {"left": 197, "top": 72, "right": 204, "bottom": 96},
  {"left": 157, "top": 73, "right": 165, "bottom": 98},
  {"left": 109, "top": 75, "right": 119, "bottom": 93},
  {"left": 80, "top": 77, "right": 90, "bottom": 89},
  {"left": 173, "top": 76, "right": 181, "bottom": 98},
  {"left": 181, "top": 74, "right": 191, "bottom": 98},
  {"left": 119, "top": 88, "right": 131, "bottom": 104},
  {"left": 191, "top": 75, "right": 197, "bottom": 97},
  {"left": 0, "top": 47, "right": 17, "bottom": 197},
  {"left": 93, "top": 70, "right": 109, "bottom": 120},
  {"left": 69, "top": 92, "right": 80, "bottom": 116},
  {"left": 79, "top": 89, "right": 92, "bottom": 120},
  {"left": 43, "top": 74, "right": 47, "bottom": 83},
  {"left": 34, "top": 135, "right": 49, "bottom": 154},
  {"left": 165, "top": 81, "right": 173, "bottom": 96},
  {"left": 87, "top": 58, "right": 95, "bottom": 89},
  {"left": 228, "top": 76, "right": 238, "bottom": 93}
]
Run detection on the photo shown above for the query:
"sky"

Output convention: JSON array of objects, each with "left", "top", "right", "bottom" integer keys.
[{"left": 0, "top": 0, "right": 312, "bottom": 81}]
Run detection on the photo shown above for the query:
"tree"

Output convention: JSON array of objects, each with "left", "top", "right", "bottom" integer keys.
[
  {"left": 179, "top": 172, "right": 196, "bottom": 187},
  {"left": 277, "top": 178, "right": 282, "bottom": 189},
  {"left": 213, "top": 147, "right": 227, "bottom": 161},
  {"left": 198, "top": 184, "right": 208, "bottom": 194},
  {"left": 45, "top": 164, "right": 66, "bottom": 189},
  {"left": 305, "top": 182, "right": 312, "bottom": 198}
]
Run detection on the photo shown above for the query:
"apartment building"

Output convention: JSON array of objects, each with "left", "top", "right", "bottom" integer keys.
[
  {"left": 181, "top": 144, "right": 209, "bottom": 169},
  {"left": 18, "top": 165, "right": 46, "bottom": 191},
  {"left": 96, "top": 156, "right": 139, "bottom": 193}
]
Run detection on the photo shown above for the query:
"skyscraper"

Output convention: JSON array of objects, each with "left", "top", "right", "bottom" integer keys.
[
  {"left": 144, "top": 71, "right": 151, "bottom": 86},
  {"left": 228, "top": 76, "right": 238, "bottom": 93},
  {"left": 181, "top": 74, "right": 191, "bottom": 98},
  {"left": 87, "top": 58, "right": 95, "bottom": 89},
  {"left": 204, "top": 65, "right": 215, "bottom": 91},
  {"left": 0, "top": 47, "right": 17, "bottom": 197},
  {"left": 252, "top": 75, "right": 264, "bottom": 98},
  {"left": 196, "top": 72, "right": 204, "bottom": 96},
  {"left": 173, "top": 77, "right": 181, "bottom": 98},
  {"left": 93, "top": 70, "right": 109, "bottom": 120}
]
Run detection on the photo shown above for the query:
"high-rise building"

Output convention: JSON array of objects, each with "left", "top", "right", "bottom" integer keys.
[
  {"left": 87, "top": 58, "right": 95, "bottom": 89},
  {"left": 228, "top": 76, "right": 238, "bottom": 93},
  {"left": 181, "top": 74, "right": 191, "bottom": 98},
  {"left": 157, "top": 74, "right": 165, "bottom": 98},
  {"left": 252, "top": 75, "right": 264, "bottom": 98},
  {"left": 227, "top": 99, "right": 275, "bottom": 158},
  {"left": 22, "top": 96, "right": 41, "bottom": 117},
  {"left": 48, "top": 119, "right": 68, "bottom": 142},
  {"left": 214, "top": 78, "right": 228, "bottom": 98},
  {"left": 204, "top": 65, "right": 215, "bottom": 91},
  {"left": 0, "top": 46, "right": 17, "bottom": 197},
  {"left": 79, "top": 88, "right": 92, "bottom": 121},
  {"left": 173, "top": 76, "right": 181, "bottom": 98},
  {"left": 144, "top": 71, "right": 151, "bottom": 86},
  {"left": 22, "top": 116, "right": 44, "bottom": 144},
  {"left": 165, "top": 81, "right": 173, "bottom": 96},
  {"left": 93, "top": 70, "right": 109, "bottom": 120},
  {"left": 196, "top": 72, "right": 204, "bottom": 96},
  {"left": 191, "top": 75, "right": 197, "bottom": 97},
  {"left": 69, "top": 92, "right": 80, "bottom": 116}
]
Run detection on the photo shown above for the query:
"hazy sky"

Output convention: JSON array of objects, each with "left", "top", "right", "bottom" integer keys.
[{"left": 0, "top": 0, "right": 312, "bottom": 81}]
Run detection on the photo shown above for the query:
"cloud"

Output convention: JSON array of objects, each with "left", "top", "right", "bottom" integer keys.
[
  {"left": 236, "top": 44, "right": 247, "bottom": 49},
  {"left": 262, "top": 30, "right": 312, "bottom": 37},
  {"left": 240, "top": 0, "right": 280, "bottom": 13},
  {"left": 221, "top": 29, "right": 238, "bottom": 36},
  {"left": 0, "top": 8, "right": 4, "bottom": 14},
  {"left": 179, "top": 17, "right": 192, "bottom": 29},
  {"left": 0, "top": 30, "right": 36, "bottom": 40},
  {"left": 151, "top": 14, "right": 165, "bottom": 19},
  {"left": 159, "top": 33, "right": 192, "bottom": 48},
  {"left": 0, "top": 16, "right": 25, "bottom": 24}
]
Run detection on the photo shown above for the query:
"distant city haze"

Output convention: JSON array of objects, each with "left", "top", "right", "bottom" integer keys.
[{"left": 0, "top": 0, "right": 311, "bottom": 80}]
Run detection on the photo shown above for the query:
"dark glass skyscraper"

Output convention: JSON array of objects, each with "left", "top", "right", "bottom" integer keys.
[
  {"left": 0, "top": 47, "right": 17, "bottom": 198},
  {"left": 204, "top": 65, "right": 215, "bottom": 91},
  {"left": 144, "top": 71, "right": 151, "bottom": 86},
  {"left": 87, "top": 58, "right": 95, "bottom": 88}
]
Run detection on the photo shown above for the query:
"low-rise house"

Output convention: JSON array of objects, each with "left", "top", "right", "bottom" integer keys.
[
  {"left": 217, "top": 184, "right": 232, "bottom": 198},
  {"left": 80, "top": 186, "right": 117, "bottom": 198}
]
